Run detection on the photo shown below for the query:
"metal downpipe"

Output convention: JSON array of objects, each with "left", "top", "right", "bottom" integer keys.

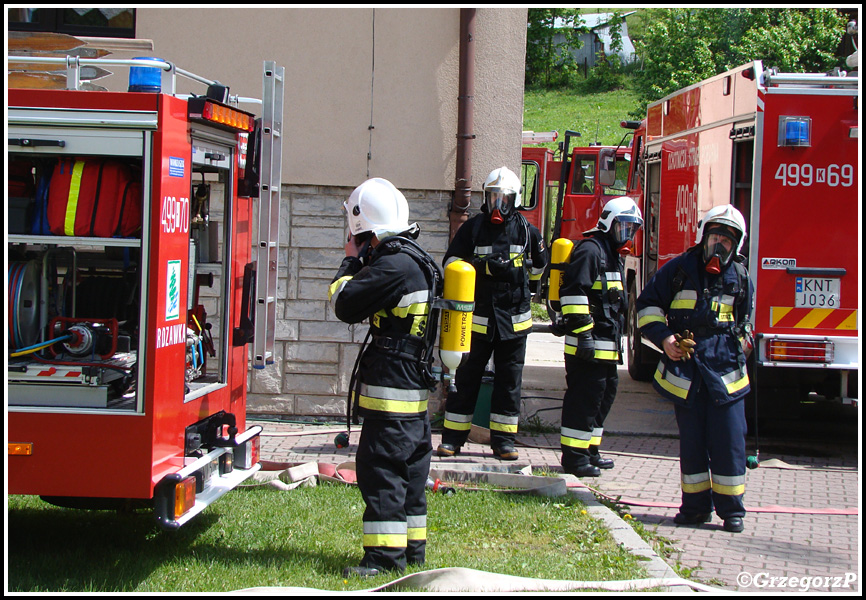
[{"left": 450, "top": 7, "right": 476, "bottom": 242}]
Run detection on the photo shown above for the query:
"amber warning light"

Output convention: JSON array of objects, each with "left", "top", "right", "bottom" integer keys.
[
  {"left": 9, "top": 443, "right": 33, "bottom": 456},
  {"left": 188, "top": 97, "right": 255, "bottom": 133}
]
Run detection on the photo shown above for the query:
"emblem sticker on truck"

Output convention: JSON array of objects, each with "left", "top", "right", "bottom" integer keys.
[{"left": 762, "top": 258, "right": 796, "bottom": 269}]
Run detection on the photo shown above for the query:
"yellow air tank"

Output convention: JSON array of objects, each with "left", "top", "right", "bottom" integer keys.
[
  {"left": 439, "top": 260, "right": 476, "bottom": 371},
  {"left": 548, "top": 238, "right": 574, "bottom": 306}
]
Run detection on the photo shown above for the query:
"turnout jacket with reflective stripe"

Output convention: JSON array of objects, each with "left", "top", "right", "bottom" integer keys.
[
  {"left": 329, "top": 237, "right": 437, "bottom": 420},
  {"left": 444, "top": 212, "right": 548, "bottom": 341},
  {"left": 559, "top": 235, "right": 626, "bottom": 362},
  {"left": 635, "top": 247, "right": 753, "bottom": 407}
]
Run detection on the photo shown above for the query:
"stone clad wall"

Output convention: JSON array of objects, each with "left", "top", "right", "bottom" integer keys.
[{"left": 247, "top": 183, "right": 476, "bottom": 418}]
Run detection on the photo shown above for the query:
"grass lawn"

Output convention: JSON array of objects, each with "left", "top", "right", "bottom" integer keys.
[
  {"left": 7, "top": 480, "right": 648, "bottom": 592},
  {"left": 523, "top": 87, "right": 641, "bottom": 149}
]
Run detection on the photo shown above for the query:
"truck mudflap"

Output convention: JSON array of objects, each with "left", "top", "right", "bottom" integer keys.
[{"left": 154, "top": 425, "right": 262, "bottom": 530}]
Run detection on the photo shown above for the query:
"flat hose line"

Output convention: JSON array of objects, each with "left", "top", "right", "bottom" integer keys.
[
  {"left": 257, "top": 429, "right": 857, "bottom": 515},
  {"left": 235, "top": 566, "right": 721, "bottom": 593}
]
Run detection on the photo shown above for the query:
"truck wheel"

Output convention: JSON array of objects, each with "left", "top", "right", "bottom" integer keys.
[{"left": 627, "top": 281, "right": 658, "bottom": 381}]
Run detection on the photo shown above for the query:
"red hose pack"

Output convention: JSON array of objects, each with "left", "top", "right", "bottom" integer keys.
[{"left": 47, "top": 158, "right": 143, "bottom": 238}]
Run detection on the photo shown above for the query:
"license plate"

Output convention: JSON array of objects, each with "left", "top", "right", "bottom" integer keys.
[{"left": 795, "top": 277, "right": 840, "bottom": 308}]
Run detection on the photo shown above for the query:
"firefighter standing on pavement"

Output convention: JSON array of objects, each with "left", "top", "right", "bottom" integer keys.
[
  {"left": 636, "top": 204, "right": 753, "bottom": 534},
  {"left": 554, "top": 197, "right": 643, "bottom": 478},
  {"left": 437, "top": 166, "right": 548, "bottom": 461},
  {"left": 329, "top": 178, "right": 441, "bottom": 576}
]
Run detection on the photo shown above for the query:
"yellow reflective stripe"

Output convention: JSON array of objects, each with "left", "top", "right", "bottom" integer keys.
[
  {"left": 671, "top": 290, "right": 697, "bottom": 310},
  {"left": 513, "top": 318, "right": 533, "bottom": 333},
  {"left": 356, "top": 385, "right": 428, "bottom": 414},
  {"left": 491, "top": 413, "right": 519, "bottom": 433},
  {"left": 391, "top": 302, "right": 430, "bottom": 318},
  {"left": 562, "top": 304, "right": 590, "bottom": 315},
  {"left": 472, "top": 315, "right": 488, "bottom": 334},
  {"left": 561, "top": 435, "right": 591, "bottom": 449},
  {"left": 713, "top": 297, "right": 735, "bottom": 322},
  {"left": 722, "top": 365, "right": 750, "bottom": 394},
  {"left": 490, "top": 422, "right": 518, "bottom": 433},
  {"left": 328, "top": 275, "right": 352, "bottom": 301},
  {"left": 712, "top": 482, "right": 745, "bottom": 496},
  {"left": 654, "top": 364, "right": 690, "bottom": 399},
  {"left": 363, "top": 533, "right": 407, "bottom": 548},
  {"left": 65, "top": 160, "right": 86, "bottom": 236},
  {"left": 712, "top": 474, "right": 745, "bottom": 496},
  {"left": 637, "top": 306, "right": 666, "bottom": 327},
  {"left": 682, "top": 472, "right": 711, "bottom": 493},
  {"left": 359, "top": 395, "right": 428, "bottom": 414},
  {"left": 594, "top": 349, "right": 619, "bottom": 361},
  {"left": 682, "top": 480, "right": 712, "bottom": 493},
  {"left": 407, "top": 515, "right": 427, "bottom": 540},
  {"left": 443, "top": 411, "right": 471, "bottom": 431},
  {"left": 561, "top": 426, "right": 592, "bottom": 448}
]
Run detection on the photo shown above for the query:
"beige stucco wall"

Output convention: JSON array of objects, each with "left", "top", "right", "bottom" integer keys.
[
  {"left": 14, "top": 8, "right": 527, "bottom": 418},
  {"left": 132, "top": 7, "right": 527, "bottom": 193}
]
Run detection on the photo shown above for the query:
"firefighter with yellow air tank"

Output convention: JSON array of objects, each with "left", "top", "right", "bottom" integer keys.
[
  {"left": 437, "top": 166, "right": 548, "bottom": 461},
  {"left": 551, "top": 196, "right": 643, "bottom": 478}
]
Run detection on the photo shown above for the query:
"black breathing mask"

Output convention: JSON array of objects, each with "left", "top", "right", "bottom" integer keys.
[{"left": 702, "top": 224, "right": 738, "bottom": 275}]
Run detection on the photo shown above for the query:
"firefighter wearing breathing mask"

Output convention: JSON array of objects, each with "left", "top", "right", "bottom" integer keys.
[
  {"left": 329, "top": 177, "right": 441, "bottom": 577},
  {"left": 554, "top": 196, "right": 642, "bottom": 478},
  {"left": 635, "top": 204, "right": 753, "bottom": 533},
  {"left": 437, "top": 166, "right": 548, "bottom": 461}
]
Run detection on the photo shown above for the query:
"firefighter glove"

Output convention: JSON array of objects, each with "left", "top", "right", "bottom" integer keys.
[{"left": 674, "top": 330, "right": 696, "bottom": 360}]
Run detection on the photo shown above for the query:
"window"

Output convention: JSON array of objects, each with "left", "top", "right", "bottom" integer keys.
[
  {"left": 570, "top": 156, "right": 596, "bottom": 195},
  {"left": 602, "top": 157, "right": 630, "bottom": 196},
  {"left": 8, "top": 8, "right": 136, "bottom": 38},
  {"left": 520, "top": 161, "right": 540, "bottom": 211}
]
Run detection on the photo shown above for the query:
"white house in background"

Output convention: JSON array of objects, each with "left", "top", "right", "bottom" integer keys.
[{"left": 553, "top": 12, "right": 638, "bottom": 69}]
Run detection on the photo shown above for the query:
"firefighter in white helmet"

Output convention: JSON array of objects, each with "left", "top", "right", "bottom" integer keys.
[
  {"left": 329, "top": 177, "right": 442, "bottom": 576},
  {"left": 437, "top": 166, "right": 548, "bottom": 461},
  {"left": 554, "top": 196, "right": 643, "bottom": 477},
  {"left": 636, "top": 204, "right": 753, "bottom": 533}
]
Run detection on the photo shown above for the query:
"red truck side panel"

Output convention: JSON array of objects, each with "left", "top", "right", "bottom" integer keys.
[{"left": 754, "top": 92, "right": 858, "bottom": 339}]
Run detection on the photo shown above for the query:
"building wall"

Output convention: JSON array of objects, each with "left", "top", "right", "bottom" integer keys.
[
  {"left": 131, "top": 7, "right": 527, "bottom": 417},
  {"left": 133, "top": 7, "right": 527, "bottom": 191}
]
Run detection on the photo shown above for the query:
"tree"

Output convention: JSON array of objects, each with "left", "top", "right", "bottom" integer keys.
[
  {"left": 525, "top": 8, "right": 586, "bottom": 89},
  {"left": 632, "top": 8, "right": 847, "bottom": 116}
]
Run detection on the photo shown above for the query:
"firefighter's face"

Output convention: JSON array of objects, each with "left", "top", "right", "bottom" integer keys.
[
  {"left": 485, "top": 190, "right": 515, "bottom": 224},
  {"left": 702, "top": 224, "right": 739, "bottom": 270}
]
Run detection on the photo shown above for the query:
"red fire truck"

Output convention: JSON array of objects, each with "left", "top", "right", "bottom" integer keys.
[
  {"left": 622, "top": 61, "right": 859, "bottom": 413},
  {"left": 520, "top": 129, "right": 635, "bottom": 248},
  {"left": 7, "top": 57, "right": 285, "bottom": 528}
]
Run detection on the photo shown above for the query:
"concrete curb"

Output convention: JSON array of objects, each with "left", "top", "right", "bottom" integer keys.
[{"left": 563, "top": 474, "right": 695, "bottom": 593}]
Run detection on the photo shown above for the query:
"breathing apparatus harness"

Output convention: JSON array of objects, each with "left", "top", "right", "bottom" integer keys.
[
  {"left": 472, "top": 210, "right": 532, "bottom": 285},
  {"left": 342, "top": 231, "right": 445, "bottom": 436}
]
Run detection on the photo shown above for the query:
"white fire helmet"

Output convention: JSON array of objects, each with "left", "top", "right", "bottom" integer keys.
[
  {"left": 587, "top": 196, "right": 643, "bottom": 246},
  {"left": 483, "top": 166, "right": 522, "bottom": 224},
  {"left": 695, "top": 204, "right": 747, "bottom": 272},
  {"left": 695, "top": 204, "right": 747, "bottom": 253},
  {"left": 344, "top": 177, "right": 411, "bottom": 239}
]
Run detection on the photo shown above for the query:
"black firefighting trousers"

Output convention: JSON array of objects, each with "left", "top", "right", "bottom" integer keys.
[
  {"left": 560, "top": 357, "right": 618, "bottom": 471},
  {"left": 355, "top": 417, "right": 432, "bottom": 572},
  {"left": 442, "top": 334, "right": 527, "bottom": 449}
]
